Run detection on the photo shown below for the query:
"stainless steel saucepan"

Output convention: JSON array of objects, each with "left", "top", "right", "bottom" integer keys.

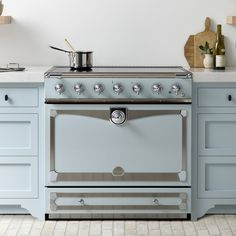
[{"left": 49, "top": 46, "right": 93, "bottom": 71}]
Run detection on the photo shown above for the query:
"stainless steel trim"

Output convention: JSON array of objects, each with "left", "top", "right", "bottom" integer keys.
[
  {"left": 50, "top": 116, "right": 55, "bottom": 172},
  {"left": 50, "top": 193, "right": 57, "bottom": 211},
  {"left": 47, "top": 213, "right": 188, "bottom": 219},
  {"left": 128, "top": 110, "right": 182, "bottom": 120},
  {"left": 50, "top": 109, "right": 109, "bottom": 120},
  {"left": 50, "top": 192, "right": 187, "bottom": 211},
  {"left": 58, "top": 73, "right": 177, "bottom": 78},
  {"left": 181, "top": 111, "right": 187, "bottom": 173},
  {"left": 56, "top": 193, "right": 182, "bottom": 198},
  {"left": 48, "top": 173, "right": 182, "bottom": 182},
  {"left": 50, "top": 109, "right": 182, "bottom": 120},
  {"left": 45, "top": 98, "right": 192, "bottom": 104},
  {"left": 45, "top": 66, "right": 192, "bottom": 79},
  {"left": 49, "top": 108, "right": 188, "bottom": 183}
]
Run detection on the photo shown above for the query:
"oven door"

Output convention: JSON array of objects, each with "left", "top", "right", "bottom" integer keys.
[{"left": 46, "top": 104, "right": 191, "bottom": 186}]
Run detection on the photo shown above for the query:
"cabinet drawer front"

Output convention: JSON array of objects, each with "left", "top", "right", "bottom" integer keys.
[
  {"left": 198, "top": 157, "right": 236, "bottom": 198},
  {"left": 198, "top": 88, "right": 236, "bottom": 107},
  {"left": 0, "top": 157, "right": 38, "bottom": 198},
  {"left": 47, "top": 188, "right": 190, "bottom": 214},
  {"left": 0, "top": 88, "right": 38, "bottom": 107},
  {"left": 198, "top": 114, "right": 236, "bottom": 156},
  {"left": 0, "top": 114, "right": 38, "bottom": 156}
]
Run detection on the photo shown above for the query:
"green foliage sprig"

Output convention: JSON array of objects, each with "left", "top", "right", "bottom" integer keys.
[{"left": 199, "top": 41, "right": 213, "bottom": 55}]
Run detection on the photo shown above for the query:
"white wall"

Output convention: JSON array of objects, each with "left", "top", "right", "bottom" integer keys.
[{"left": 1, "top": 0, "right": 236, "bottom": 67}]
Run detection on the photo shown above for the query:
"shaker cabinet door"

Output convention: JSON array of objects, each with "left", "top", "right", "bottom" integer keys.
[
  {"left": 0, "top": 157, "right": 38, "bottom": 198},
  {"left": 198, "top": 157, "right": 236, "bottom": 198},
  {"left": 0, "top": 114, "right": 38, "bottom": 156},
  {"left": 198, "top": 113, "right": 236, "bottom": 156}
]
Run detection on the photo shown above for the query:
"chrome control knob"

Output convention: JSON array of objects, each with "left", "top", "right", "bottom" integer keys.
[
  {"left": 94, "top": 84, "right": 104, "bottom": 95},
  {"left": 110, "top": 110, "right": 126, "bottom": 125},
  {"left": 133, "top": 84, "right": 142, "bottom": 95},
  {"left": 54, "top": 83, "right": 65, "bottom": 95},
  {"left": 113, "top": 83, "right": 123, "bottom": 95},
  {"left": 152, "top": 84, "right": 162, "bottom": 94},
  {"left": 74, "top": 83, "right": 84, "bottom": 95},
  {"left": 172, "top": 84, "right": 181, "bottom": 95}
]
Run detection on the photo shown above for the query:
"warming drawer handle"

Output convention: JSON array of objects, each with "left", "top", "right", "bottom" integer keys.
[
  {"left": 78, "top": 199, "right": 85, "bottom": 206},
  {"left": 153, "top": 199, "right": 159, "bottom": 206}
]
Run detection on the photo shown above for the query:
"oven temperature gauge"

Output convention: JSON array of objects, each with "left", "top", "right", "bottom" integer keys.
[{"left": 110, "top": 108, "right": 127, "bottom": 125}]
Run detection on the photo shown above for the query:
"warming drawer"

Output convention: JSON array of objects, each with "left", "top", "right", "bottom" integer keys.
[{"left": 46, "top": 188, "right": 191, "bottom": 219}]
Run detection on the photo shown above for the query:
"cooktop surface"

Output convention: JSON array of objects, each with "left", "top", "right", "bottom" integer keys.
[{"left": 46, "top": 66, "right": 192, "bottom": 78}]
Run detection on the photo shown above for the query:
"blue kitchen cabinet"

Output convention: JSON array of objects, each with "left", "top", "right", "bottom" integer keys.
[
  {"left": 198, "top": 113, "right": 236, "bottom": 156},
  {"left": 192, "top": 83, "right": 236, "bottom": 220},
  {"left": 0, "top": 113, "right": 38, "bottom": 156},
  {"left": 0, "top": 84, "right": 44, "bottom": 220}
]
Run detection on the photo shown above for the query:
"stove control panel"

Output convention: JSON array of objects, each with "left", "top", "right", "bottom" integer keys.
[{"left": 46, "top": 77, "right": 192, "bottom": 100}]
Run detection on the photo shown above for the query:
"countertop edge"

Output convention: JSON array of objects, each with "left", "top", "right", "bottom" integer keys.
[
  {"left": 0, "top": 66, "right": 50, "bottom": 83},
  {"left": 1, "top": 66, "right": 236, "bottom": 83}
]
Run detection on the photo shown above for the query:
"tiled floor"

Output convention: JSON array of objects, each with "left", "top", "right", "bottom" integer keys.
[{"left": 0, "top": 214, "right": 236, "bottom": 236}]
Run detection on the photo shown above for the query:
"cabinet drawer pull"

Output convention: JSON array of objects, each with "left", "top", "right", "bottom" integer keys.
[
  {"left": 4, "top": 94, "right": 8, "bottom": 101},
  {"left": 228, "top": 95, "right": 232, "bottom": 101}
]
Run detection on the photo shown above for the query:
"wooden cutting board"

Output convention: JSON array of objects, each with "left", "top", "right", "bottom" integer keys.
[
  {"left": 184, "top": 35, "right": 194, "bottom": 68},
  {"left": 184, "top": 17, "right": 216, "bottom": 68}
]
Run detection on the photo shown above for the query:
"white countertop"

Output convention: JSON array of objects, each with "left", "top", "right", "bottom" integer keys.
[
  {"left": 189, "top": 67, "right": 236, "bottom": 82},
  {"left": 0, "top": 66, "right": 50, "bottom": 83},
  {"left": 0, "top": 66, "right": 236, "bottom": 83}
]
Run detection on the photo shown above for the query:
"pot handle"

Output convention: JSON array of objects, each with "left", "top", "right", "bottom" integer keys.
[{"left": 49, "top": 45, "right": 70, "bottom": 53}]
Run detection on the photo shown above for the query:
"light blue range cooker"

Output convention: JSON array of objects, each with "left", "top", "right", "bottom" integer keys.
[{"left": 44, "top": 66, "right": 192, "bottom": 219}]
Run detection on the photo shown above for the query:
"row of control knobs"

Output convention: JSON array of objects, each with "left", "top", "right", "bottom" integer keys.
[{"left": 55, "top": 83, "right": 182, "bottom": 96}]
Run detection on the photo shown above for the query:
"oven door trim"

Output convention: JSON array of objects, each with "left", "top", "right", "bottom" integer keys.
[{"left": 49, "top": 109, "right": 188, "bottom": 183}]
